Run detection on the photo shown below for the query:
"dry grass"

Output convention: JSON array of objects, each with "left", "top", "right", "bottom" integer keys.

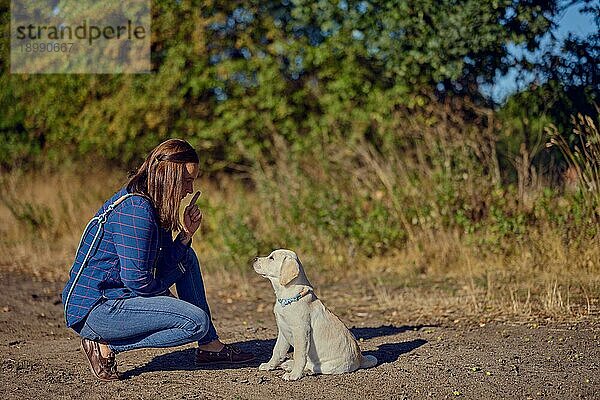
[
  {"left": 1, "top": 166, "right": 598, "bottom": 322},
  {"left": 354, "top": 229, "right": 599, "bottom": 321},
  {"left": 0, "top": 168, "right": 123, "bottom": 280},
  {"left": 1, "top": 110, "right": 598, "bottom": 321},
  {"left": 547, "top": 112, "right": 600, "bottom": 221}
]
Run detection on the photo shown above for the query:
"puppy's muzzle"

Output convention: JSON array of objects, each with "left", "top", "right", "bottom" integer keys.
[{"left": 252, "top": 257, "right": 261, "bottom": 273}]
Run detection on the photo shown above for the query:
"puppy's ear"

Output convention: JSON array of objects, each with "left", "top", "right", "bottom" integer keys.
[{"left": 279, "top": 256, "right": 300, "bottom": 286}]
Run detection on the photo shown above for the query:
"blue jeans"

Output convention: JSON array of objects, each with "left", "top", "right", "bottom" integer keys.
[{"left": 78, "top": 248, "right": 219, "bottom": 353}]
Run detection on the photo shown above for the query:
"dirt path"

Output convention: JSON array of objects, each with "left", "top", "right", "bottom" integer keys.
[{"left": 1, "top": 272, "right": 599, "bottom": 399}]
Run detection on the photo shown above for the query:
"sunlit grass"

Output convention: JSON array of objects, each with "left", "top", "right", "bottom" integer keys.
[{"left": 1, "top": 114, "right": 599, "bottom": 320}]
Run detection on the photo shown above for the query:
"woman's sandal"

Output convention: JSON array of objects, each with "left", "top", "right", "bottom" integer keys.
[
  {"left": 195, "top": 343, "right": 255, "bottom": 365},
  {"left": 81, "top": 338, "right": 121, "bottom": 381}
]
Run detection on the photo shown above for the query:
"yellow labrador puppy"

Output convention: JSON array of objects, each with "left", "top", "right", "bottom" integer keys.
[{"left": 253, "top": 249, "right": 377, "bottom": 381}]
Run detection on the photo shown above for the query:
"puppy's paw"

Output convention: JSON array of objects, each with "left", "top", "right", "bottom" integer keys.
[
  {"left": 280, "top": 359, "right": 294, "bottom": 372},
  {"left": 258, "top": 362, "right": 277, "bottom": 371},
  {"left": 282, "top": 371, "right": 302, "bottom": 381}
]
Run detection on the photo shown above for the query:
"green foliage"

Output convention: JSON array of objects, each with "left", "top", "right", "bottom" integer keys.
[
  {"left": 0, "top": 0, "right": 565, "bottom": 170},
  {"left": 1, "top": 1, "right": 597, "bottom": 264},
  {"left": 496, "top": 3, "right": 599, "bottom": 184}
]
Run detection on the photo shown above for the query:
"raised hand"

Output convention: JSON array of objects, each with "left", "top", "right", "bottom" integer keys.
[{"left": 182, "top": 191, "right": 202, "bottom": 240}]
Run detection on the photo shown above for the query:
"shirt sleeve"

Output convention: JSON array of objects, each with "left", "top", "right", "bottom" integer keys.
[
  {"left": 109, "top": 198, "right": 181, "bottom": 296},
  {"left": 156, "top": 231, "right": 191, "bottom": 274}
]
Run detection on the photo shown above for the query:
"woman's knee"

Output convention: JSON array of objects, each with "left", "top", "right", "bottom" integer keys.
[{"left": 181, "top": 308, "right": 210, "bottom": 337}]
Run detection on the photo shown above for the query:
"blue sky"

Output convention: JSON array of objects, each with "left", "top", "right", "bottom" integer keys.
[{"left": 482, "top": 4, "right": 596, "bottom": 103}]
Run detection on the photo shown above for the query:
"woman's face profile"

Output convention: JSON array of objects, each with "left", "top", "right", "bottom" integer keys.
[{"left": 182, "top": 163, "right": 199, "bottom": 200}]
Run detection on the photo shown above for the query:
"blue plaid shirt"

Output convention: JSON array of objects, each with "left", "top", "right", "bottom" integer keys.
[{"left": 62, "top": 187, "right": 190, "bottom": 328}]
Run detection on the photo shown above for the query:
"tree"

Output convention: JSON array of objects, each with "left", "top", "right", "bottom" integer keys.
[{"left": 0, "top": 0, "right": 564, "bottom": 169}]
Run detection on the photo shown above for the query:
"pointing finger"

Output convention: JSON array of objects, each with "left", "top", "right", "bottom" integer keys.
[{"left": 188, "top": 191, "right": 201, "bottom": 207}]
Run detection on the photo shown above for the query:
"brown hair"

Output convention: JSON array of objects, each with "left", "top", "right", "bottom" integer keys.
[{"left": 127, "top": 139, "right": 199, "bottom": 231}]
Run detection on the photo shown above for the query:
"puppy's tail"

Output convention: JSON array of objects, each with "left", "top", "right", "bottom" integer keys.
[{"left": 360, "top": 354, "right": 377, "bottom": 369}]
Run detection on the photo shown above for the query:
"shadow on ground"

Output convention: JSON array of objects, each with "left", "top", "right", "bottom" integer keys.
[
  {"left": 350, "top": 325, "right": 432, "bottom": 340},
  {"left": 121, "top": 339, "right": 273, "bottom": 379},
  {"left": 364, "top": 339, "right": 427, "bottom": 364},
  {"left": 123, "top": 325, "right": 427, "bottom": 378}
]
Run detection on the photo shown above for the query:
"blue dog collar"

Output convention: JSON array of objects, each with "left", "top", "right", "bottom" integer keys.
[{"left": 277, "top": 288, "right": 312, "bottom": 307}]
